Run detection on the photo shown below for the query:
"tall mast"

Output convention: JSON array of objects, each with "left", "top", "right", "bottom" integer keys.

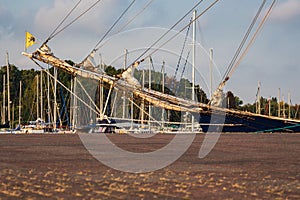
[
  {"left": 288, "top": 91, "right": 291, "bottom": 119},
  {"left": 36, "top": 74, "right": 39, "bottom": 119},
  {"left": 47, "top": 65, "right": 51, "bottom": 125},
  {"left": 282, "top": 95, "right": 285, "bottom": 118},
  {"left": 191, "top": 10, "right": 197, "bottom": 132},
  {"left": 278, "top": 88, "right": 281, "bottom": 117},
  {"left": 99, "top": 54, "right": 103, "bottom": 116},
  {"left": 6, "top": 52, "right": 10, "bottom": 126},
  {"left": 148, "top": 57, "right": 152, "bottom": 129},
  {"left": 161, "top": 61, "right": 165, "bottom": 129},
  {"left": 72, "top": 76, "right": 77, "bottom": 129},
  {"left": 53, "top": 67, "right": 58, "bottom": 129},
  {"left": 19, "top": 81, "right": 22, "bottom": 125},
  {"left": 70, "top": 77, "right": 73, "bottom": 127},
  {"left": 2, "top": 75, "right": 5, "bottom": 124},
  {"left": 209, "top": 48, "right": 213, "bottom": 99},
  {"left": 122, "top": 49, "right": 128, "bottom": 119},
  {"left": 40, "top": 70, "right": 43, "bottom": 120},
  {"left": 141, "top": 69, "right": 145, "bottom": 127}
]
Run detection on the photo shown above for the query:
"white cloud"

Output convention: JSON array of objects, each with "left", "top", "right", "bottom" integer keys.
[
  {"left": 270, "top": 0, "right": 300, "bottom": 21},
  {"left": 1, "top": 0, "right": 299, "bottom": 103},
  {"left": 34, "top": 0, "right": 127, "bottom": 37}
]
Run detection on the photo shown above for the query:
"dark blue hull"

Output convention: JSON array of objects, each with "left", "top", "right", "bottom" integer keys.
[{"left": 198, "top": 110, "right": 300, "bottom": 133}]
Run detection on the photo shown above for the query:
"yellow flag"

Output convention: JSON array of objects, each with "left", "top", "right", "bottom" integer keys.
[{"left": 25, "top": 31, "right": 37, "bottom": 49}]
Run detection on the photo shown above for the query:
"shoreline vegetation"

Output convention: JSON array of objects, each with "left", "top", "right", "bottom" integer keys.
[{"left": 0, "top": 64, "right": 299, "bottom": 129}]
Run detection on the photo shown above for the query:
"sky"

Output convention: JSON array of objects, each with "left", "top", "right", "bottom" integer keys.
[{"left": 0, "top": 0, "right": 299, "bottom": 104}]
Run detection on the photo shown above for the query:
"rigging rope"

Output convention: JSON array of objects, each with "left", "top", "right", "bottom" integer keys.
[
  {"left": 46, "top": 0, "right": 82, "bottom": 44},
  {"left": 129, "top": 0, "right": 220, "bottom": 69},
  {"left": 171, "top": 17, "right": 192, "bottom": 91},
  {"left": 128, "top": 0, "right": 205, "bottom": 68},
  {"left": 90, "top": 0, "right": 156, "bottom": 53},
  {"left": 222, "top": 0, "right": 266, "bottom": 81},
  {"left": 150, "top": 56, "right": 155, "bottom": 71},
  {"left": 93, "top": 0, "right": 137, "bottom": 52},
  {"left": 46, "top": 0, "right": 103, "bottom": 43},
  {"left": 30, "top": 58, "right": 101, "bottom": 117},
  {"left": 117, "top": 0, "right": 156, "bottom": 33},
  {"left": 227, "top": 0, "right": 276, "bottom": 78},
  {"left": 176, "top": 51, "right": 191, "bottom": 94}
]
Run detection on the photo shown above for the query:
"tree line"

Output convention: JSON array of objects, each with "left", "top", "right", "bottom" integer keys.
[
  {"left": 1, "top": 63, "right": 299, "bottom": 128},
  {"left": 0, "top": 64, "right": 72, "bottom": 128}
]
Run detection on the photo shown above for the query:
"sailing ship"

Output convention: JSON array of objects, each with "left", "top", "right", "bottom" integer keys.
[{"left": 22, "top": 0, "right": 300, "bottom": 133}]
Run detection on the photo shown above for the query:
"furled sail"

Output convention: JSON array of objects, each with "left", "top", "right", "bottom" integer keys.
[{"left": 22, "top": 45, "right": 203, "bottom": 113}]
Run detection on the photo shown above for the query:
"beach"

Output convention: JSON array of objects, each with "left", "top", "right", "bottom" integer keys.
[{"left": 0, "top": 133, "right": 299, "bottom": 199}]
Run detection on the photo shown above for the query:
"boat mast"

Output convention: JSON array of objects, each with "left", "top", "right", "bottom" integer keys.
[
  {"left": 36, "top": 74, "right": 39, "bottom": 120},
  {"left": 288, "top": 91, "right": 291, "bottom": 119},
  {"left": 123, "top": 49, "right": 128, "bottom": 119},
  {"left": 6, "top": 52, "right": 10, "bottom": 127},
  {"left": 18, "top": 81, "right": 22, "bottom": 125},
  {"left": 40, "top": 70, "right": 43, "bottom": 121},
  {"left": 209, "top": 48, "right": 213, "bottom": 100},
  {"left": 282, "top": 95, "right": 286, "bottom": 118},
  {"left": 141, "top": 69, "right": 145, "bottom": 127},
  {"left": 99, "top": 53, "right": 103, "bottom": 117},
  {"left": 47, "top": 65, "right": 51, "bottom": 125},
  {"left": 161, "top": 61, "right": 165, "bottom": 129},
  {"left": 191, "top": 10, "right": 197, "bottom": 132},
  {"left": 278, "top": 88, "right": 281, "bottom": 117},
  {"left": 53, "top": 67, "right": 58, "bottom": 129},
  {"left": 72, "top": 76, "right": 77, "bottom": 129},
  {"left": 70, "top": 77, "right": 73, "bottom": 127},
  {"left": 2, "top": 75, "right": 5, "bottom": 124},
  {"left": 148, "top": 57, "right": 152, "bottom": 130}
]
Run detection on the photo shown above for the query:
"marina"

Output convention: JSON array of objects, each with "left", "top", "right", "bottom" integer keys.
[
  {"left": 0, "top": 0, "right": 300, "bottom": 199},
  {"left": 0, "top": 0, "right": 299, "bottom": 134}
]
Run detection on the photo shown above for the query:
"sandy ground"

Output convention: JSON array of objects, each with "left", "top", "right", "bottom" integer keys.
[{"left": 0, "top": 133, "right": 299, "bottom": 199}]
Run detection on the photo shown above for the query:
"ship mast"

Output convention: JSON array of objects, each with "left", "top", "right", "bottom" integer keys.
[
  {"left": 99, "top": 53, "right": 104, "bottom": 117},
  {"left": 36, "top": 74, "right": 39, "bottom": 120},
  {"left": 140, "top": 69, "right": 145, "bottom": 127},
  {"left": 123, "top": 49, "right": 128, "bottom": 119},
  {"left": 47, "top": 65, "right": 51, "bottom": 126},
  {"left": 40, "top": 70, "right": 43, "bottom": 121},
  {"left": 18, "top": 81, "right": 22, "bottom": 125},
  {"left": 161, "top": 61, "right": 165, "bottom": 129},
  {"left": 191, "top": 10, "right": 197, "bottom": 132},
  {"left": 288, "top": 91, "right": 291, "bottom": 119},
  {"left": 278, "top": 88, "right": 281, "bottom": 117},
  {"left": 2, "top": 75, "right": 5, "bottom": 124},
  {"left": 209, "top": 48, "right": 213, "bottom": 99},
  {"left": 148, "top": 57, "right": 152, "bottom": 130},
  {"left": 53, "top": 67, "right": 58, "bottom": 129},
  {"left": 6, "top": 52, "right": 11, "bottom": 127}
]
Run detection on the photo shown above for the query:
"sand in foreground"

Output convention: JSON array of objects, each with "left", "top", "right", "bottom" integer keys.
[{"left": 0, "top": 133, "right": 299, "bottom": 199}]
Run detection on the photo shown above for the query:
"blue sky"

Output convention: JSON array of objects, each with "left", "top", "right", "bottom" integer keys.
[{"left": 0, "top": 0, "right": 300, "bottom": 104}]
